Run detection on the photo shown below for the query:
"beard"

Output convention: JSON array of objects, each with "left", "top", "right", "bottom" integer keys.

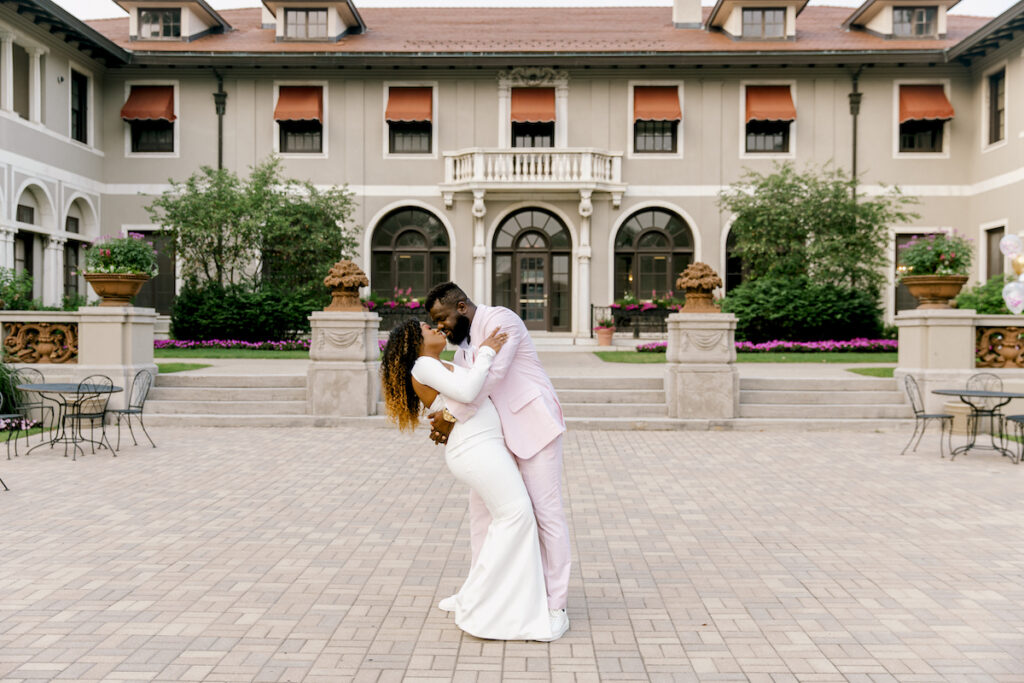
[{"left": 448, "top": 313, "right": 472, "bottom": 346}]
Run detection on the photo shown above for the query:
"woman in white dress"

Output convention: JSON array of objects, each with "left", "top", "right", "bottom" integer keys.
[{"left": 380, "top": 319, "right": 555, "bottom": 641}]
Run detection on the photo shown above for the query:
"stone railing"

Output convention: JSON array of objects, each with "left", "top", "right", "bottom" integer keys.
[
  {"left": 0, "top": 312, "right": 80, "bottom": 364},
  {"left": 442, "top": 148, "right": 623, "bottom": 189}
]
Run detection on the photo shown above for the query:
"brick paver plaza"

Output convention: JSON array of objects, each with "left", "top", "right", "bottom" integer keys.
[{"left": 1, "top": 425, "right": 1022, "bottom": 682}]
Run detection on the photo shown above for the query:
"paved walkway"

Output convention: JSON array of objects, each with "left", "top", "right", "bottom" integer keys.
[{"left": 2, "top": 425, "right": 1021, "bottom": 682}]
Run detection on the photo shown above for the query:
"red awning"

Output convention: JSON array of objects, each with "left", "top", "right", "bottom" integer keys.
[
  {"left": 634, "top": 86, "right": 681, "bottom": 122},
  {"left": 899, "top": 85, "right": 955, "bottom": 123},
  {"left": 745, "top": 85, "right": 796, "bottom": 123},
  {"left": 511, "top": 88, "right": 555, "bottom": 123},
  {"left": 120, "top": 85, "right": 176, "bottom": 122},
  {"left": 274, "top": 86, "right": 323, "bottom": 122},
  {"left": 385, "top": 87, "right": 433, "bottom": 122}
]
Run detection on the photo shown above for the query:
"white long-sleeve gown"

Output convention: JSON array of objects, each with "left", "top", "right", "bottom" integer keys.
[{"left": 412, "top": 348, "right": 553, "bottom": 641}]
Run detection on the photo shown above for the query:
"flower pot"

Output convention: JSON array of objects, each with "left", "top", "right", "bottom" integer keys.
[
  {"left": 326, "top": 286, "right": 362, "bottom": 312},
  {"left": 900, "top": 274, "right": 969, "bottom": 310},
  {"left": 84, "top": 273, "right": 150, "bottom": 307},
  {"left": 595, "top": 328, "right": 615, "bottom": 346}
]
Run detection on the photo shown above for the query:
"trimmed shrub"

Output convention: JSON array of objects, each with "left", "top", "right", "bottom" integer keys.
[
  {"left": 170, "top": 282, "right": 324, "bottom": 341},
  {"left": 721, "top": 276, "right": 882, "bottom": 343},
  {"left": 954, "top": 274, "right": 1013, "bottom": 314}
]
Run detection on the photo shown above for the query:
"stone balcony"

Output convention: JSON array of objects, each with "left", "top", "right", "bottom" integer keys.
[{"left": 440, "top": 147, "right": 625, "bottom": 206}]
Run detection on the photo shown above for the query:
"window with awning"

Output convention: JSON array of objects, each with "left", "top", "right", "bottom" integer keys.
[
  {"left": 745, "top": 85, "right": 794, "bottom": 154},
  {"left": 122, "top": 85, "right": 175, "bottom": 153},
  {"left": 511, "top": 88, "right": 555, "bottom": 148},
  {"left": 633, "top": 86, "right": 681, "bottom": 153},
  {"left": 386, "top": 87, "right": 433, "bottom": 154},
  {"left": 898, "top": 84, "right": 953, "bottom": 153},
  {"left": 275, "top": 86, "right": 324, "bottom": 154}
]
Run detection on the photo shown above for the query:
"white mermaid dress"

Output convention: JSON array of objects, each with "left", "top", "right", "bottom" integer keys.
[{"left": 412, "top": 347, "right": 553, "bottom": 641}]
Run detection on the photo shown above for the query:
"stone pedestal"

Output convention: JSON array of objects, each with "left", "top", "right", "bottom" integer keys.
[
  {"left": 665, "top": 312, "right": 739, "bottom": 419},
  {"left": 895, "top": 309, "right": 978, "bottom": 414},
  {"left": 307, "top": 311, "right": 381, "bottom": 417},
  {"left": 75, "top": 306, "right": 157, "bottom": 411}
]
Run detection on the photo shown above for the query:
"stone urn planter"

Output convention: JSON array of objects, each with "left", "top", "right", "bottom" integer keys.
[
  {"left": 595, "top": 327, "right": 615, "bottom": 346},
  {"left": 83, "top": 273, "right": 150, "bottom": 306},
  {"left": 900, "top": 274, "right": 969, "bottom": 309},
  {"left": 676, "top": 262, "right": 723, "bottom": 313},
  {"left": 323, "top": 260, "right": 369, "bottom": 312}
]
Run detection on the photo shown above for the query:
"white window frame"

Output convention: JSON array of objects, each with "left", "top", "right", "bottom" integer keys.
[
  {"left": 123, "top": 79, "right": 180, "bottom": 159},
  {"left": 893, "top": 79, "right": 951, "bottom": 159},
  {"left": 627, "top": 80, "right": 684, "bottom": 160},
  {"left": 67, "top": 60, "right": 95, "bottom": 151},
  {"left": 382, "top": 81, "right": 439, "bottom": 160},
  {"left": 138, "top": 8, "right": 183, "bottom": 40},
  {"left": 979, "top": 218, "right": 1010, "bottom": 284},
  {"left": 497, "top": 70, "right": 568, "bottom": 149},
  {"left": 981, "top": 61, "right": 1008, "bottom": 153},
  {"left": 887, "top": 225, "right": 952, "bottom": 321},
  {"left": 272, "top": 80, "right": 328, "bottom": 159},
  {"left": 739, "top": 80, "right": 797, "bottom": 160}
]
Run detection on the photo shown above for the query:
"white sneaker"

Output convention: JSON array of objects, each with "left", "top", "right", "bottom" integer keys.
[
  {"left": 537, "top": 608, "right": 569, "bottom": 641},
  {"left": 437, "top": 595, "right": 457, "bottom": 612}
]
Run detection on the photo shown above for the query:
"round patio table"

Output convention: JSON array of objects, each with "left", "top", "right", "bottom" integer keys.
[
  {"left": 932, "top": 388, "right": 1024, "bottom": 461},
  {"left": 17, "top": 383, "right": 123, "bottom": 460}
]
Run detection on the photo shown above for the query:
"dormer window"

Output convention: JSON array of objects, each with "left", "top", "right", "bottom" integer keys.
[
  {"left": 893, "top": 6, "right": 937, "bottom": 37},
  {"left": 742, "top": 8, "right": 785, "bottom": 39},
  {"left": 285, "top": 9, "right": 328, "bottom": 39},
  {"left": 139, "top": 8, "right": 181, "bottom": 38}
]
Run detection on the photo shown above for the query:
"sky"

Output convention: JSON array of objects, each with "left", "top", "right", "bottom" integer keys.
[{"left": 57, "top": 0, "right": 1019, "bottom": 21}]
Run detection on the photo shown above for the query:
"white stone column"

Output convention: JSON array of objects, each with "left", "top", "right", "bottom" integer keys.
[
  {"left": 43, "top": 235, "right": 65, "bottom": 307},
  {"left": 25, "top": 46, "right": 47, "bottom": 124},
  {"left": 665, "top": 312, "right": 739, "bottom": 419},
  {"left": 0, "top": 226, "right": 15, "bottom": 270},
  {"left": 555, "top": 83, "right": 569, "bottom": 148},
  {"left": 0, "top": 31, "right": 14, "bottom": 112},
  {"left": 576, "top": 189, "right": 593, "bottom": 337},
  {"left": 497, "top": 84, "right": 511, "bottom": 148},
  {"left": 307, "top": 310, "right": 382, "bottom": 419},
  {"left": 472, "top": 190, "right": 487, "bottom": 303}
]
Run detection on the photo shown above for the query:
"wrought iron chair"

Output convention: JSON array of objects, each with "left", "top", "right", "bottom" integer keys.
[
  {"left": 0, "top": 393, "right": 30, "bottom": 461},
  {"left": 8, "top": 368, "right": 54, "bottom": 448},
  {"left": 62, "top": 374, "right": 115, "bottom": 459},
  {"left": 1003, "top": 415, "right": 1024, "bottom": 465},
  {"left": 109, "top": 370, "right": 156, "bottom": 450},
  {"left": 901, "top": 375, "right": 954, "bottom": 458},
  {"left": 965, "top": 372, "right": 1005, "bottom": 443}
]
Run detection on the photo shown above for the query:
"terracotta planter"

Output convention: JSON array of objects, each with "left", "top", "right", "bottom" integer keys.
[
  {"left": 681, "top": 289, "right": 718, "bottom": 313},
  {"left": 900, "top": 274, "right": 969, "bottom": 310},
  {"left": 595, "top": 328, "right": 615, "bottom": 346},
  {"left": 84, "top": 273, "right": 150, "bottom": 307}
]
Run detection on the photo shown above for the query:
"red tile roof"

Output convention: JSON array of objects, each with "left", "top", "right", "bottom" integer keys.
[{"left": 86, "top": 6, "right": 989, "bottom": 54}]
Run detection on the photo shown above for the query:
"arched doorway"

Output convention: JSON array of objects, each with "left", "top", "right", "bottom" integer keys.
[
  {"left": 370, "top": 207, "right": 450, "bottom": 297},
  {"left": 493, "top": 208, "right": 571, "bottom": 331},
  {"left": 613, "top": 208, "right": 694, "bottom": 300}
]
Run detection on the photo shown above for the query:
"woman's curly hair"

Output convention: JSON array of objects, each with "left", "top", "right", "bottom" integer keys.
[{"left": 379, "top": 319, "right": 424, "bottom": 431}]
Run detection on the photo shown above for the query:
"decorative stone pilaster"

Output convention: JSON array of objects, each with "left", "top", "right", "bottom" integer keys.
[
  {"left": 577, "top": 189, "right": 593, "bottom": 337},
  {"left": 24, "top": 46, "right": 47, "bottom": 124},
  {"left": 43, "top": 235, "right": 66, "bottom": 307},
  {"left": 306, "top": 311, "right": 382, "bottom": 418},
  {"left": 472, "top": 190, "right": 487, "bottom": 302},
  {"left": 0, "top": 226, "right": 16, "bottom": 270},
  {"left": 0, "top": 31, "right": 14, "bottom": 112},
  {"left": 665, "top": 312, "right": 739, "bottom": 419}
]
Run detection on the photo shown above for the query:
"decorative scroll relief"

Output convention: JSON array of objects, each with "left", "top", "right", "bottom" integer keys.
[
  {"left": 497, "top": 67, "right": 569, "bottom": 88},
  {"left": 976, "top": 326, "right": 1024, "bottom": 368},
  {"left": 679, "top": 330, "right": 725, "bottom": 352},
  {"left": 3, "top": 322, "right": 79, "bottom": 364},
  {"left": 317, "top": 329, "right": 361, "bottom": 351}
]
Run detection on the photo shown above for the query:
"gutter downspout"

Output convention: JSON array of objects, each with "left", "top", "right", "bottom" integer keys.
[
  {"left": 213, "top": 69, "right": 227, "bottom": 170},
  {"left": 848, "top": 66, "right": 865, "bottom": 200}
]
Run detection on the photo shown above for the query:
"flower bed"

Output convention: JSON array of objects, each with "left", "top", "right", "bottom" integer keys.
[
  {"left": 636, "top": 338, "right": 898, "bottom": 353},
  {"left": 154, "top": 339, "right": 311, "bottom": 351}
]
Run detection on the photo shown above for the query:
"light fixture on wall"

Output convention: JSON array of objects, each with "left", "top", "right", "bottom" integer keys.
[{"left": 57, "top": 75, "right": 64, "bottom": 83}]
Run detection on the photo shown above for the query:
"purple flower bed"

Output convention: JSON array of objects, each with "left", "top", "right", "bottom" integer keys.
[
  {"left": 154, "top": 339, "right": 311, "bottom": 351},
  {"left": 635, "top": 339, "right": 898, "bottom": 353}
]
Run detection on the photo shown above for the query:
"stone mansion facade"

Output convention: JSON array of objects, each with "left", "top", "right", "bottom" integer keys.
[{"left": 0, "top": 0, "right": 1022, "bottom": 335}]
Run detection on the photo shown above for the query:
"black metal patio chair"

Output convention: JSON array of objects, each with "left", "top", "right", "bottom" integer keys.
[
  {"left": 0, "top": 393, "right": 29, "bottom": 461},
  {"left": 901, "top": 374, "right": 954, "bottom": 458},
  {"left": 965, "top": 372, "right": 1005, "bottom": 442},
  {"left": 1002, "top": 415, "right": 1024, "bottom": 465},
  {"left": 62, "top": 374, "right": 115, "bottom": 458},
  {"left": 8, "top": 367, "right": 54, "bottom": 448},
  {"left": 109, "top": 370, "right": 156, "bottom": 450}
]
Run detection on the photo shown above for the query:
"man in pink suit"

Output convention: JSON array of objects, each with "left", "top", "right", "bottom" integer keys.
[{"left": 425, "top": 282, "right": 571, "bottom": 639}]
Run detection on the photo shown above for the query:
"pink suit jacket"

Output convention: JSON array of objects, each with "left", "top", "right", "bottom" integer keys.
[{"left": 443, "top": 305, "right": 565, "bottom": 460}]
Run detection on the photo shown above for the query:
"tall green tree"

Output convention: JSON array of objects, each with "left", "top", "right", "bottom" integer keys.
[{"left": 718, "top": 162, "right": 918, "bottom": 293}]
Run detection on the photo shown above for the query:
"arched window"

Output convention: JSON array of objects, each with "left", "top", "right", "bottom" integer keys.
[
  {"left": 493, "top": 209, "right": 571, "bottom": 331},
  {"left": 370, "top": 208, "right": 449, "bottom": 297},
  {"left": 613, "top": 208, "right": 694, "bottom": 300}
]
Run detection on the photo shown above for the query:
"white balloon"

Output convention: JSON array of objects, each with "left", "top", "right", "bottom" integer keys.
[
  {"left": 1001, "top": 234, "right": 1024, "bottom": 258},
  {"left": 1003, "top": 281, "right": 1024, "bottom": 315}
]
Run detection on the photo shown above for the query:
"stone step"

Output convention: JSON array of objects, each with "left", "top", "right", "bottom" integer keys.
[
  {"left": 147, "top": 400, "right": 308, "bottom": 415},
  {"left": 727, "top": 418, "right": 915, "bottom": 432},
  {"left": 562, "top": 403, "right": 668, "bottom": 418},
  {"left": 556, "top": 388, "right": 665, "bottom": 404},
  {"left": 142, "top": 414, "right": 320, "bottom": 428},
  {"left": 149, "top": 387, "right": 308, "bottom": 401},
  {"left": 739, "top": 403, "right": 913, "bottom": 419},
  {"left": 154, "top": 374, "right": 306, "bottom": 389},
  {"left": 740, "top": 377, "right": 897, "bottom": 392},
  {"left": 550, "top": 376, "right": 663, "bottom": 390},
  {"left": 740, "top": 390, "right": 907, "bottom": 405}
]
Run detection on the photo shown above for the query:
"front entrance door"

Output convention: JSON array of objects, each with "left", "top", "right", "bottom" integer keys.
[{"left": 516, "top": 252, "right": 547, "bottom": 330}]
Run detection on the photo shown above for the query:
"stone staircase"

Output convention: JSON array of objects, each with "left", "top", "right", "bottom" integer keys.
[{"left": 143, "top": 371, "right": 913, "bottom": 431}]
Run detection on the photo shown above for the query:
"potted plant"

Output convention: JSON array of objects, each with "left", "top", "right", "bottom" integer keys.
[
  {"left": 323, "top": 260, "right": 369, "bottom": 311},
  {"left": 83, "top": 233, "right": 159, "bottom": 306},
  {"left": 594, "top": 317, "right": 616, "bottom": 346},
  {"left": 897, "top": 232, "right": 973, "bottom": 309}
]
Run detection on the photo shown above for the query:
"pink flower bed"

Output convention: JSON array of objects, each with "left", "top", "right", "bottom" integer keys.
[{"left": 635, "top": 339, "right": 898, "bottom": 353}]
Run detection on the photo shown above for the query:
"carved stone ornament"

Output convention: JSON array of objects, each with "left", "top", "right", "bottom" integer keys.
[
  {"left": 498, "top": 67, "right": 569, "bottom": 88},
  {"left": 976, "top": 326, "right": 1024, "bottom": 368},
  {"left": 323, "top": 260, "right": 369, "bottom": 312},
  {"left": 679, "top": 330, "right": 726, "bottom": 352},
  {"left": 317, "top": 328, "right": 362, "bottom": 351},
  {"left": 3, "top": 321, "right": 79, "bottom": 364},
  {"left": 676, "top": 262, "right": 724, "bottom": 313}
]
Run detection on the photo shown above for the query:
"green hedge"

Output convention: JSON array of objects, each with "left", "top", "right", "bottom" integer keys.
[
  {"left": 954, "top": 274, "right": 1013, "bottom": 314},
  {"left": 170, "top": 282, "right": 325, "bottom": 341}
]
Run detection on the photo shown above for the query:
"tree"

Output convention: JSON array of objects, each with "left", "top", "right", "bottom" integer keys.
[
  {"left": 718, "top": 162, "right": 918, "bottom": 294},
  {"left": 145, "top": 156, "right": 359, "bottom": 288}
]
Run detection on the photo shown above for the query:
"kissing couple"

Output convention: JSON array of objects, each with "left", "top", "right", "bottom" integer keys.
[{"left": 380, "top": 282, "right": 571, "bottom": 641}]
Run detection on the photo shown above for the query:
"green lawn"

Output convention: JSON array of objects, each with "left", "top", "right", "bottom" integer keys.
[
  {"left": 846, "top": 367, "right": 896, "bottom": 378},
  {"left": 595, "top": 351, "right": 898, "bottom": 364},
  {"left": 0, "top": 426, "right": 54, "bottom": 443},
  {"left": 157, "top": 362, "right": 212, "bottom": 374},
  {"left": 155, "top": 348, "right": 310, "bottom": 359}
]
